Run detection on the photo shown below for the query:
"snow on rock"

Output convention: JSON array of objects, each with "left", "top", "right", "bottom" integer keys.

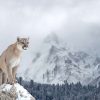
[{"left": 0, "top": 83, "right": 35, "bottom": 100}]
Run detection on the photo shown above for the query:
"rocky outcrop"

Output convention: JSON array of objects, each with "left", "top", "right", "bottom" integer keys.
[{"left": 0, "top": 83, "right": 35, "bottom": 100}]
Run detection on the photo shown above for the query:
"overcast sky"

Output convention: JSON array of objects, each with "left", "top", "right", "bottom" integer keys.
[{"left": 0, "top": 0, "right": 100, "bottom": 74}]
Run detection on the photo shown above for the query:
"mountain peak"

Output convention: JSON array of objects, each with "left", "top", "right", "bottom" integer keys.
[{"left": 44, "top": 33, "right": 59, "bottom": 44}]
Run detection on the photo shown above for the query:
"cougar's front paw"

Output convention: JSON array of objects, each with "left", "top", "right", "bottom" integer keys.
[
  {"left": 7, "top": 81, "right": 13, "bottom": 85},
  {"left": 7, "top": 79, "right": 14, "bottom": 85},
  {"left": 14, "top": 79, "right": 18, "bottom": 83}
]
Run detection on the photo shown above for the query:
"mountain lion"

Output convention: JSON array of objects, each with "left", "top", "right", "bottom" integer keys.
[{"left": 0, "top": 37, "right": 29, "bottom": 85}]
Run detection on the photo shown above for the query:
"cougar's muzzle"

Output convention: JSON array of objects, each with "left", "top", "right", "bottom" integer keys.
[{"left": 22, "top": 44, "right": 28, "bottom": 50}]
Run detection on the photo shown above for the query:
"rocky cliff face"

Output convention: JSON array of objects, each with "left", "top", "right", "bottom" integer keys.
[{"left": 0, "top": 83, "right": 35, "bottom": 100}]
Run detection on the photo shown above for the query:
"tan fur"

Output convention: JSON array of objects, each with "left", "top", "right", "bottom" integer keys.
[{"left": 0, "top": 37, "right": 29, "bottom": 84}]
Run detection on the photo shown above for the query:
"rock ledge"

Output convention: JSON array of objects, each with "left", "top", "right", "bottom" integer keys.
[{"left": 0, "top": 83, "right": 35, "bottom": 100}]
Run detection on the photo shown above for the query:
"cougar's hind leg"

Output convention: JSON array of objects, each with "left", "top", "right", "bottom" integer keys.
[
  {"left": 2, "top": 72, "right": 8, "bottom": 84},
  {"left": 2, "top": 68, "right": 8, "bottom": 84},
  {"left": 0, "top": 69, "right": 3, "bottom": 85},
  {"left": 1, "top": 64, "right": 8, "bottom": 84}
]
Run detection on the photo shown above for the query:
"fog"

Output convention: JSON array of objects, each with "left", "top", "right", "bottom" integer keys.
[{"left": 0, "top": 0, "right": 100, "bottom": 74}]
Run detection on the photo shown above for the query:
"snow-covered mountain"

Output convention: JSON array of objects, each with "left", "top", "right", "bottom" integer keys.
[
  {"left": 0, "top": 83, "right": 35, "bottom": 100},
  {"left": 25, "top": 33, "right": 100, "bottom": 85}
]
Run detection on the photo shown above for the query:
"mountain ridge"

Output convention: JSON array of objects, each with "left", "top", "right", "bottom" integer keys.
[{"left": 24, "top": 33, "right": 100, "bottom": 85}]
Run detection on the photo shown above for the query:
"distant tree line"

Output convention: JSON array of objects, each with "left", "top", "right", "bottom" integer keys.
[{"left": 17, "top": 77, "right": 100, "bottom": 100}]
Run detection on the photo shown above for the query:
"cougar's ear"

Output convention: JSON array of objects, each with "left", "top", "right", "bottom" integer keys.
[{"left": 17, "top": 37, "right": 20, "bottom": 42}]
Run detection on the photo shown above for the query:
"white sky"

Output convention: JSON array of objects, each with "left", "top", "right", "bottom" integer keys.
[{"left": 0, "top": 0, "right": 100, "bottom": 74}]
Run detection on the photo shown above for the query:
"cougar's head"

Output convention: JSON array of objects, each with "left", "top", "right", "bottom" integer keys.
[{"left": 17, "top": 37, "right": 29, "bottom": 50}]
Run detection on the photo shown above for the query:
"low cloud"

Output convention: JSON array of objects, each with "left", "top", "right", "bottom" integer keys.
[{"left": 0, "top": 0, "right": 100, "bottom": 74}]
